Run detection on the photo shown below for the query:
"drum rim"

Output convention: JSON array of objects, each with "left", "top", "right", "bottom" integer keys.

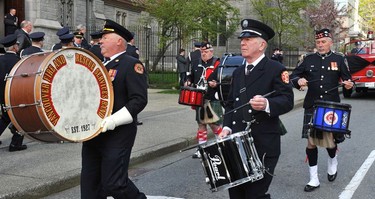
[
  {"left": 180, "top": 86, "right": 206, "bottom": 92},
  {"left": 314, "top": 100, "right": 352, "bottom": 109}
]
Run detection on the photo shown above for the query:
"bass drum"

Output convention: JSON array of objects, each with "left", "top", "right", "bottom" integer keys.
[
  {"left": 4, "top": 48, "right": 114, "bottom": 143},
  {"left": 217, "top": 54, "right": 245, "bottom": 105}
]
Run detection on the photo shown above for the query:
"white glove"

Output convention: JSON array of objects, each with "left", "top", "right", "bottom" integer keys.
[{"left": 100, "top": 106, "right": 133, "bottom": 132}]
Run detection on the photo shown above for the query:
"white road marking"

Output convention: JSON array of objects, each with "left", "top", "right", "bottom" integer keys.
[
  {"left": 108, "top": 196, "right": 184, "bottom": 199},
  {"left": 339, "top": 150, "right": 375, "bottom": 199},
  {"left": 146, "top": 196, "right": 184, "bottom": 199}
]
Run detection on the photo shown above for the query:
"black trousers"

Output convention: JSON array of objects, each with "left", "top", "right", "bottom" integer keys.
[
  {"left": 0, "top": 107, "right": 24, "bottom": 146},
  {"left": 179, "top": 72, "right": 186, "bottom": 86},
  {"left": 81, "top": 144, "right": 146, "bottom": 199},
  {"left": 228, "top": 156, "right": 279, "bottom": 199}
]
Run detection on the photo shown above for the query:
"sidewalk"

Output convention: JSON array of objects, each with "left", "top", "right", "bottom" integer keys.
[{"left": 0, "top": 88, "right": 307, "bottom": 199}]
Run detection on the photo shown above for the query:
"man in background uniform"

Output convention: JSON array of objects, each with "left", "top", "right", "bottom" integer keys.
[
  {"left": 125, "top": 32, "right": 139, "bottom": 59},
  {"left": 73, "top": 31, "right": 84, "bottom": 48},
  {"left": 187, "top": 42, "right": 201, "bottom": 74},
  {"left": 51, "top": 27, "right": 69, "bottom": 51},
  {"left": 4, "top": 8, "right": 18, "bottom": 36},
  {"left": 186, "top": 41, "right": 223, "bottom": 158},
  {"left": 88, "top": 31, "right": 104, "bottom": 61},
  {"left": 75, "top": 24, "right": 90, "bottom": 50},
  {"left": 59, "top": 33, "right": 74, "bottom": 48},
  {"left": 0, "top": 34, "right": 27, "bottom": 151},
  {"left": 20, "top": 32, "right": 45, "bottom": 57}
]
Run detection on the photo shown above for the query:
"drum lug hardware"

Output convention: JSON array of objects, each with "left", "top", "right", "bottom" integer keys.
[
  {"left": 26, "top": 130, "right": 54, "bottom": 135},
  {"left": 4, "top": 71, "right": 43, "bottom": 80},
  {"left": 261, "top": 153, "right": 275, "bottom": 177},
  {"left": 3, "top": 101, "right": 41, "bottom": 110}
]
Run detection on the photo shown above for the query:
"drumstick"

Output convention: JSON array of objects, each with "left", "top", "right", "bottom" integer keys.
[
  {"left": 324, "top": 77, "right": 360, "bottom": 93},
  {"left": 290, "top": 77, "right": 320, "bottom": 83},
  {"left": 221, "top": 90, "right": 276, "bottom": 116}
]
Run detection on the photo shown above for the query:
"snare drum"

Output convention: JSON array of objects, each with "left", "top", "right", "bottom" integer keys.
[
  {"left": 178, "top": 86, "right": 205, "bottom": 107},
  {"left": 312, "top": 100, "right": 351, "bottom": 134},
  {"left": 198, "top": 131, "right": 264, "bottom": 192},
  {"left": 4, "top": 48, "right": 114, "bottom": 142}
]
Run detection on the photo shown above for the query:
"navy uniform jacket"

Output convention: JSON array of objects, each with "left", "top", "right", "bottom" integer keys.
[
  {"left": 88, "top": 44, "right": 104, "bottom": 61},
  {"left": 51, "top": 43, "right": 62, "bottom": 51},
  {"left": 0, "top": 52, "right": 20, "bottom": 104},
  {"left": 290, "top": 51, "right": 352, "bottom": 109},
  {"left": 223, "top": 57, "right": 294, "bottom": 157},
  {"left": 84, "top": 53, "right": 148, "bottom": 148},
  {"left": 20, "top": 46, "right": 43, "bottom": 57},
  {"left": 81, "top": 36, "right": 91, "bottom": 50},
  {"left": 4, "top": 13, "right": 18, "bottom": 35},
  {"left": 187, "top": 50, "right": 201, "bottom": 71},
  {"left": 125, "top": 44, "right": 139, "bottom": 59}
]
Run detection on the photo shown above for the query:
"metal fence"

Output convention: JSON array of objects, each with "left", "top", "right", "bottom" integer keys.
[{"left": 88, "top": 25, "right": 302, "bottom": 86}]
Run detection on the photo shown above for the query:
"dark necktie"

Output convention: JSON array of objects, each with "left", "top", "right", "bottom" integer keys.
[
  {"left": 246, "top": 64, "right": 254, "bottom": 75},
  {"left": 103, "top": 57, "right": 110, "bottom": 64}
]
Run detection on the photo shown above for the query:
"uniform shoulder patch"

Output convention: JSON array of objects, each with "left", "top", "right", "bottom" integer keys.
[
  {"left": 134, "top": 63, "right": 144, "bottom": 74},
  {"left": 281, "top": 70, "right": 289, "bottom": 84}
]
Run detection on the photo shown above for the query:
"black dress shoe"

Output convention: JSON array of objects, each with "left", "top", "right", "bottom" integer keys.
[
  {"left": 328, "top": 172, "right": 337, "bottom": 182},
  {"left": 136, "top": 120, "right": 143, "bottom": 125},
  {"left": 304, "top": 184, "right": 320, "bottom": 192},
  {"left": 9, "top": 144, "right": 27, "bottom": 152}
]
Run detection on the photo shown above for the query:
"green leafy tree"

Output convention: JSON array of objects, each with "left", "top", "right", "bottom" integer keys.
[
  {"left": 250, "top": 0, "right": 318, "bottom": 49},
  {"left": 359, "top": 0, "right": 375, "bottom": 31},
  {"left": 138, "top": 0, "right": 240, "bottom": 71}
]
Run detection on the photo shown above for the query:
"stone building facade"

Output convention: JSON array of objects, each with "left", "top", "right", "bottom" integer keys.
[{"left": 0, "top": 0, "right": 147, "bottom": 50}]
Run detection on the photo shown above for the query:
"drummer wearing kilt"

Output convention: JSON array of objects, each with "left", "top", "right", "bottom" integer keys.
[
  {"left": 219, "top": 19, "right": 294, "bottom": 198},
  {"left": 290, "top": 28, "right": 354, "bottom": 192},
  {"left": 186, "top": 41, "right": 223, "bottom": 159}
]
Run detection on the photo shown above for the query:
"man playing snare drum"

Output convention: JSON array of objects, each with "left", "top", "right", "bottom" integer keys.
[
  {"left": 290, "top": 28, "right": 353, "bottom": 192},
  {"left": 185, "top": 41, "right": 223, "bottom": 159},
  {"left": 219, "top": 19, "right": 294, "bottom": 198}
]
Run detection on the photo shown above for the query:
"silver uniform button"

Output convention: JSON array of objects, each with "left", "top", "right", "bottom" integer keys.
[
  {"left": 236, "top": 98, "right": 239, "bottom": 101},
  {"left": 248, "top": 109, "right": 252, "bottom": 113},
  {"left": 320, "top": 85, "right": 323, "bottom": 88},
  {"left": 322, "top": 66, "right": 324, "bottom": 69},
  {"left": 321, "top": 75, "right": 324, "bottom": 79},
  {"left": 320, "top": 95, "right": 323, "bottom": 98},
  {"left": 232, "top": 121, "right": 236, "bottom": 125},
  {"left": 234, "top": 110, "right": 237, "bottom": 113}
]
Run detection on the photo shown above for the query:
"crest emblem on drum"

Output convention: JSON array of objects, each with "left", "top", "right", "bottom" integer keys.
[{"left": 323, "top": 111, "right": 338, "bottom": 126}]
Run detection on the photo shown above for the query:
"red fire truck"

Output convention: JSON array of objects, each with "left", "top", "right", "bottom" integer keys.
[{"left": 343, "top": 31, "right": 375, "bottom": 98}]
